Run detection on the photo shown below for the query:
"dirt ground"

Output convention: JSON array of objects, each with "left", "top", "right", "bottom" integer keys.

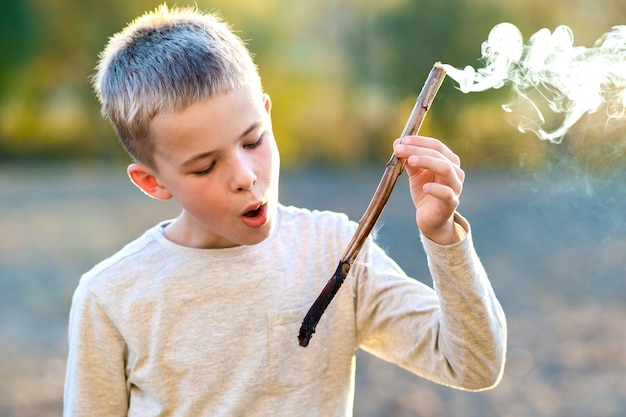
[{"left": 1, "top": 163, "right": 625, "bottom": 417}]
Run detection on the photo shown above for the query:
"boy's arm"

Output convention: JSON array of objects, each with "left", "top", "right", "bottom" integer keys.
[
  {"left": 64, "top": 283, "right": 129, "bottom": 417},
  {"left": 354, "top": 135, "right": 506, "bottom": 389},
  {"left": 419, "top": 213, "right": 506, "bottom": 389},
  {"left": 354, "top": 218, "right": 506, "bottom": 391}
]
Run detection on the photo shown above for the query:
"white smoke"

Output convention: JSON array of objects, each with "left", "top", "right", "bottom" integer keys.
[{"left": 442, "top": 23, "right": 626, "bottom": 143}]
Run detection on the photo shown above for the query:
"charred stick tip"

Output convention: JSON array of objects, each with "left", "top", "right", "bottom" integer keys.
[
  {"left": 298, "top": 324, "right": 314, "bottom": 347},
  {"left": 298, "top": 261, "right": 351, "bottom": 347}
]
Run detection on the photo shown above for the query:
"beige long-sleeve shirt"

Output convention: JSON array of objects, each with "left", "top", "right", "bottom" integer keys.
[{"left": 64, "top": 204, "right": 506, "bottom": 416}]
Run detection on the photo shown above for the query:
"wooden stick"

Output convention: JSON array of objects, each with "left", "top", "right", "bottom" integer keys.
[{"left": 298, "top": 62, "right": 448, "bottom": 347}]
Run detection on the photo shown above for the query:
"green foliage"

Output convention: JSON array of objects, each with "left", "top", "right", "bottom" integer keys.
[{"left": 1, "top": 0, "right": 625, "bottom": 169}]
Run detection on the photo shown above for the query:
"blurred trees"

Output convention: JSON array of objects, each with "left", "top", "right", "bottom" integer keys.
[{"left": 1, "top": 0, "right": 624, "bottom": 169}]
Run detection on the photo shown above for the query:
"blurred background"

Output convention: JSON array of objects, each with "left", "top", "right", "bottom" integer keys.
[{"left": 1, "top": 0, "right": 625, "bottom": 416}]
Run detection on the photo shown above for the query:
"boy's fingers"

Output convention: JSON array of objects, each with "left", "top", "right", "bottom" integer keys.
[
  {"left": 406, "top": 155, "right": 464, "bottom": 193},
  {"left": 423, "top": 182, "right": 460, "bottom": 206},
  {"left": 395, "top": 135, "right": 460, "bottom": 166}
]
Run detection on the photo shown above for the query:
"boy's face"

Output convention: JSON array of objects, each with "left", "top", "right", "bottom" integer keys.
[{"left": 129, "top": 84, "right": 280, "bottom": 249}]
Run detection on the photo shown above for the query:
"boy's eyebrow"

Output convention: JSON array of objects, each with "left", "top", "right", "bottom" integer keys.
[
  {"left": 181, "top": 150, "right": 217, "bottom": 167},
  {"left": 181, "top": 121, "right": 261, "bottom": 167}
]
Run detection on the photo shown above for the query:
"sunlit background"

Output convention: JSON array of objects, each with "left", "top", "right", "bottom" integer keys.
[{"left": 1, "top": 0, "right": 626, "bottom": 416}]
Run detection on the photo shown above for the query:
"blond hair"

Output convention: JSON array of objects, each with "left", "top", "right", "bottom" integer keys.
[{"left": 92, "top": 4, "right": 261, "bottom": 168}]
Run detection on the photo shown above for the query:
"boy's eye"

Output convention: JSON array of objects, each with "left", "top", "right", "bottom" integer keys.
[
  {"left": 192, "top": 163, "right": 215, "bottom": 176},
  {"left": 244, "top": 133, "right": 265, "bottom": 149},
  {"left": 191, "top": 133, "right": 265, "bottom": 176}
]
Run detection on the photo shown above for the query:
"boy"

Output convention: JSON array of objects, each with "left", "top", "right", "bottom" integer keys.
[{"left": 64, "top": 4, "right": 506, "bottom": 416}]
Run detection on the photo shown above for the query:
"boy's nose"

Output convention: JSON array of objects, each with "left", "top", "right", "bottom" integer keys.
[
  {"left": 230, "top": 156, "right": 257, "bottom": 191},
  {"left": 236, "top": 173, "right": 256, "bottom": 191}
]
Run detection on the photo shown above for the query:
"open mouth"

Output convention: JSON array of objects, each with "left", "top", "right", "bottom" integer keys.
[
  {"left": 243, "top": 206, "right": 262, "bottom": 218},
  {"left": 240, "top": 203, "right": 269, "bottom": 229}
]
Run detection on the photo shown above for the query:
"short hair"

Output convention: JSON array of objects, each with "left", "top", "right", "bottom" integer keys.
[{"left": 92, "top": 4, "right": 261, "bottom": 168}]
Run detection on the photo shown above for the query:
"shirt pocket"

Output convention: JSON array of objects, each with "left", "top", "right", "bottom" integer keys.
[{"left": 267, "top": 303, "right": 329, "bottom": 388}]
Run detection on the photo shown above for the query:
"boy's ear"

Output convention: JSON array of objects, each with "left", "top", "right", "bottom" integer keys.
[
  {"left": 263, "top": 93, "right": 272, "bottom": 114},
  {"left": 127, "top": 163, "right": 172, "bottom": 200}
]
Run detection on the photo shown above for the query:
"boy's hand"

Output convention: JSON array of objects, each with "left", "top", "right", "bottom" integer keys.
[{"left": 393, "top": 135, "right": 465, "bottom": 245}]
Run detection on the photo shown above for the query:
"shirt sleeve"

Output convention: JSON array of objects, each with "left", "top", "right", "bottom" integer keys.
[
  {"left": 64, "top": 280, "right": 130, "bottom": 416},
  {"left": 352, "top": 213, "right": 506, "bottom": 391}
]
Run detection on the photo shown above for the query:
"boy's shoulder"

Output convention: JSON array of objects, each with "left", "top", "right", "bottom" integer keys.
[
  {"left": 79, "top": 222, "right": 169, "bottom": 292},
  {"left": 276, "top": 204, "right": 360, "bottom": 254}
]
